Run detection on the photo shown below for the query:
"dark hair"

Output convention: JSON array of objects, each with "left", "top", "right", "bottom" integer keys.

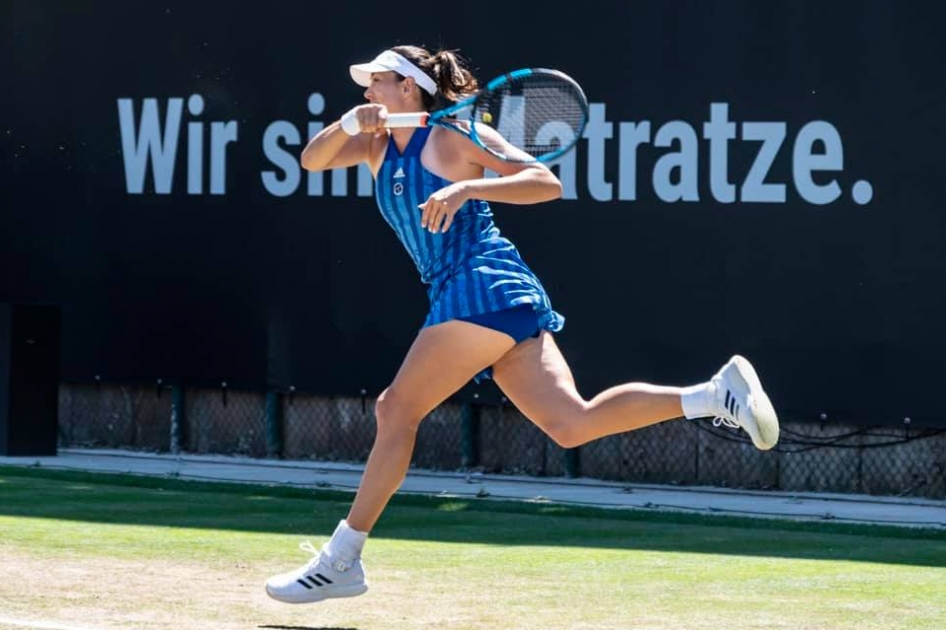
[{"left": 390, "top": 45, "right": 478, "bottom": 111}]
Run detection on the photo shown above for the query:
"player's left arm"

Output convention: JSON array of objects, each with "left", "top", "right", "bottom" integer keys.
[
  {"left": 419, "top": 124, "right": 562, "bottom": 233},
  {"left": 458, "top": 123, "right": 563, "bottom": 204}
]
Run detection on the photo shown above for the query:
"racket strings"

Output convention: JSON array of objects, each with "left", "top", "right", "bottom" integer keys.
[{"left": 475, "top": 74, "right": 588, "bottom": 161}]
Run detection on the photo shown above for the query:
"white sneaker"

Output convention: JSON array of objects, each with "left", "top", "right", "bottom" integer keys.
[
  {"left": 265, "top": 541, "right": 368, "bottom": 604},
  {"left": 709, "top": 355, "right": 780, "bottom": 450}
]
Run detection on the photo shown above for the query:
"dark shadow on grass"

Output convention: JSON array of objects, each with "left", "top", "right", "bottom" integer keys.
[
  {"left": 1, "top": 466, "right": 944, "bottom": 569},
  {"left": 259, "top": 626, "right": 358, "bottom": 630}
]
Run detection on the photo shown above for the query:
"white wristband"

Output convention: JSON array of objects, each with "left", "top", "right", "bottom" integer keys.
[{"left": 340, "top": 110, "right": 361, "bottom": 137}]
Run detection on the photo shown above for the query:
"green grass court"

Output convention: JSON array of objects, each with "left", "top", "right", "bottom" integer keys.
[{"left": 1, "top": 466, "right": 943, "bottom": 630}]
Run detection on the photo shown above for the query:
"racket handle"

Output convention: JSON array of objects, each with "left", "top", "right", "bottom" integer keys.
[{"left": 384, "top": 112, "right": 430, "bottom": 128}]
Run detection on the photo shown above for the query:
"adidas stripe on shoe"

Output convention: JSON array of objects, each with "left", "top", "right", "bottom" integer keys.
[
  {"left": 265, "top": 541, "right": 368, "bottom": 604},
  {"left": 709, "top": 355, "right": 780, "bottom": 450}
]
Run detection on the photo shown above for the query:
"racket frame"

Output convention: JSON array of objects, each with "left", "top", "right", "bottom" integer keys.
[{"left": 383, "top": 68, "right": 588, "bottom": 163}]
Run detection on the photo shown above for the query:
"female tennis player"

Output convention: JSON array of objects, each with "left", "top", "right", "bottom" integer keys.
[{"left": 265, "top": 45, "right": 779, "bottom": 604}]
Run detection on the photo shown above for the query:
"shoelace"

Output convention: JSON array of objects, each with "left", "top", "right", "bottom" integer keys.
[
  {"left": 712, "top": 383, "right": 742, "bottom": 429},
  {"left": 712, "top": 416, "right": 739, "bottom": 429},
  {"left": 298, "top": 541, "right": 322, "bottom": 569},
  {"left": 298, "top": 540, "right": 353, "bottom": 573}
]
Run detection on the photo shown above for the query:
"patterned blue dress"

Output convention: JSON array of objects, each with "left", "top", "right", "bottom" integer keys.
[{"left": 374, "top": 127, "right": 564, "bottom": 374}]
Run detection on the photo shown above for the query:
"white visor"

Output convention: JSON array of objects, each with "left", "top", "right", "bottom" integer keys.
[{"left": 349, "top": 50, "right": 438, "bottom": 96}]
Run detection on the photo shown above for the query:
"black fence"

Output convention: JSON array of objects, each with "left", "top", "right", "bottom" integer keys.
[{"left": 58, "top": 383, "right": 946, "bottom": 499}]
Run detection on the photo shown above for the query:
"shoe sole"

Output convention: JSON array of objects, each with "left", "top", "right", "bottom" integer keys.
[
  {"left": 265, "top": 582, "right": 368, "bottom": 604},
  {"left": 731, "top": 355, "right": 779, "bottom": 450}
]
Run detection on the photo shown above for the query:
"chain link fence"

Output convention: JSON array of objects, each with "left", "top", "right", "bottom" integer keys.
[
  {"left": 58, "top": 382, "right": 946, "bottom": 499},
  {"left": 59, "top": 382, "right": 172, "bottom": 452}
]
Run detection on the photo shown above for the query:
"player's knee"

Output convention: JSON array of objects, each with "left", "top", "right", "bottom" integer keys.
[
  {"left": 374, "top": 388, "right": 423, "bottom": 432},
  {"left": 546, "top": 423, "right": 585, "bottom": 449},
  {"left": 534, "top": 411, "right": 588, "bottom": 449}
]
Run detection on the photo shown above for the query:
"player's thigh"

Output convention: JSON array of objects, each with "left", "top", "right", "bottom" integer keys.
[
  {"left": 380, "top": 320, "right": 516, "bottom": 424},
  {"left": 491, "top": 332, "right": 587, "bottom": 432}
]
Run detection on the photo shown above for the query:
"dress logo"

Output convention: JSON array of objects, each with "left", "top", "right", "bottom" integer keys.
[{"left": 393, "top": 165, "right": 405, "bottom": 195}]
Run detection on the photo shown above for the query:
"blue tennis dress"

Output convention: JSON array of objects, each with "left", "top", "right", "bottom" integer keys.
[{"left": 374, "top": 127, "right": 564, "bottom": 344}]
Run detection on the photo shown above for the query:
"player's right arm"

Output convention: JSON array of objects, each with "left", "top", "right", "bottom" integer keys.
[{"left": 300, "top": 104, "right": 387, "bottom": 172}]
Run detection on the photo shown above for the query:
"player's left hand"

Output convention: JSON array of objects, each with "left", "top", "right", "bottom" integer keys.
[{"left": 418, "top": 182, "right": 469, "bottom": 233}]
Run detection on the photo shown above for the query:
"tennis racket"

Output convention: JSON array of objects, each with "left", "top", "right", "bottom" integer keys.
[{"left": 384, "top": 68, "right": 589, "bottom": 163}]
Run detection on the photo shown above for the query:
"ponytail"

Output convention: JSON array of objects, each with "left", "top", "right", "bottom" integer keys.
[
  {"left": 391, "top": 45, "right": 479, "bottom": 111},
  {"left": 431, "top": 50, "right": 478, "bottom": 104}
]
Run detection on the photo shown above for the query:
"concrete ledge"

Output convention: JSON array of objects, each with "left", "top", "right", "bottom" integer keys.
[{"left": 2, "top": 448, "right": 944, "bottom": 529}]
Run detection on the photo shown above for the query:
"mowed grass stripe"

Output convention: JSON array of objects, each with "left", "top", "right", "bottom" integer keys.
[{"left": 1, "top": 469, "right": 944, "bottom": 630}]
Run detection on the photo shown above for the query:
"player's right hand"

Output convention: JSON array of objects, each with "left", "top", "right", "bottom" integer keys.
[{"left": 347, "top": 104, "right": 388, "bottom": 134}]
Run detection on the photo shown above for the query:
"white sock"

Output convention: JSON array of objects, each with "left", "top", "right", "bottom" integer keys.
[
  {"left": 680, "top": 382, "right": 714, "bottom": 419},
  {"left": 326, "top": 519, "right": 368, "bottom": 562}
]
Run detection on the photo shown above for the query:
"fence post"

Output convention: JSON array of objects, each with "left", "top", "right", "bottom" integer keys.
[
  {"left": 564, "top": 447, "right": 580, "bottom": 478},
  {"left": 170, "top": 384, "right": 185, "bottom": 454},
  {"left": 461, "top": 403, "right": 480, "bottom": 468},
  {"left": 265, "top": 389, "right": 283, "bottom": 458}
]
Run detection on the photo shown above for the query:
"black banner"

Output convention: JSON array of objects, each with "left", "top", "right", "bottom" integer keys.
[{"left": 6, "top": 1, "right": 946, "bottom": 426}]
